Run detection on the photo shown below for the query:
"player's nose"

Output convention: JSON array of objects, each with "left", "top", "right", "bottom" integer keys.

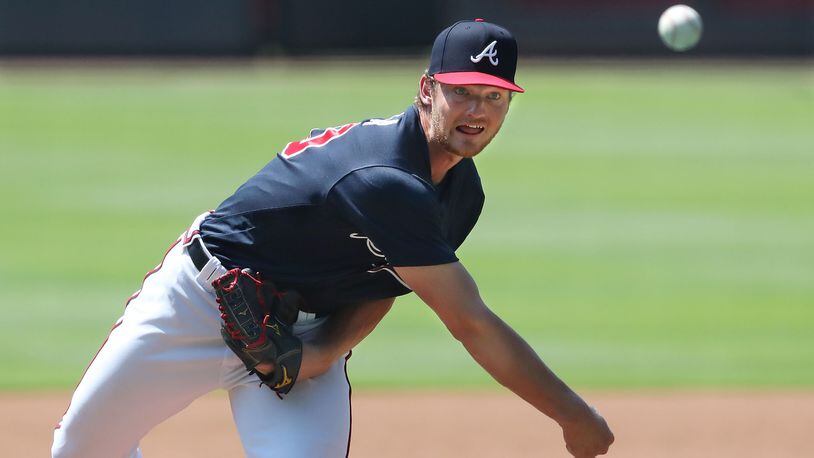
[{"left": 465, "top": 97, "right": 486, "bottom": 117}]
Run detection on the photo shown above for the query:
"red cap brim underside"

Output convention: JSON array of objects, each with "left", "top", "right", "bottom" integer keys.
[{"left": 434, "top": 71, "right": 525, "bottom": 93}]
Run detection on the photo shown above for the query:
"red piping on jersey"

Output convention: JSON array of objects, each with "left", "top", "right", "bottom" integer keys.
[
  {"left": 344, "top": 350, "right": 353, "bottom": 458},
  {"left": 281, "top": 123, "right": 359, "bottom": 159},
  {"left": 55, "top": 319, "right": 123, "bottom": 430},
  {"left": 181, "top": 229, "right": 200, "bottom": 245}
]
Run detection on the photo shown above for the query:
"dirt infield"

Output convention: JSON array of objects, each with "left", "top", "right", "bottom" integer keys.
[{"left": 5, "top": 390, "right": 813, "bottom": 457}]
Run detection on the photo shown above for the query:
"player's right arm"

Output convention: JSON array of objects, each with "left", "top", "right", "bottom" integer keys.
[
  {"left": 395, "top": 262, "right": 614, "bottom": 458},
  {"left": 300, "top": 297, "right": 394, "bottom": 379},
  {"left": 256, "top": 297, "right": 394, "bottom": 380}
]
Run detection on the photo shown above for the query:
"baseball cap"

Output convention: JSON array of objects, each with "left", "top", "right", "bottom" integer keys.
[{"left": 429, "top": 18, "right": 524, "bottom": 93}]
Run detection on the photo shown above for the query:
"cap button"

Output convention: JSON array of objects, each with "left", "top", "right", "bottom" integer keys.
[{"left": 474, "top": 18, "right": 484, "bottom": 22}]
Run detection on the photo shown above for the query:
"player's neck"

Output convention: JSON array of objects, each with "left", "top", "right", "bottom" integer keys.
[{"left": 427, "top": 147, "right": 463, "bottom": 185}]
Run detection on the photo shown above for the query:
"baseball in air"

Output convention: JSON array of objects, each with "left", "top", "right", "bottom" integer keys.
[{"left": 658, "top": 5, "right": 703, "bottom": 52}]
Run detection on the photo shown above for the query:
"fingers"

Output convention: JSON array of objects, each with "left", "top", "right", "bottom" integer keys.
[
  {"left": 562, "top": 407, "right": 614, "bottom": 458},
  {"left": 255, "top": 361, "right": 275, "bottom": 375},
  {"left": 570, "top": 449, "right": 610, "bottom": 458},
  {"left": 569, "top": 448, "right": 610, "bottom": 458}
]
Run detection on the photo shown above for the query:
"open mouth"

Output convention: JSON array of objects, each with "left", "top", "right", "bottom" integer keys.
[{"left": 455, "top": 123, "right": 485, "bottom": 135}]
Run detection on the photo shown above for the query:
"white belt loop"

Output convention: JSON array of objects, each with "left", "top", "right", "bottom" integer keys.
[
  {"left": 184, "top": 211, "right": 226, "bottom": 292},
  {"left": 296, "top": 311, "right": 317, "bottom": 323},
  {"left": 196, "top": 255, "right": 227, "bottom": 292}
]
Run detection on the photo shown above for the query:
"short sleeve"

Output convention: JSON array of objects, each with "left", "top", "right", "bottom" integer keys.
[{"left": 328, "top": 167, "right": 458, "bottom": 267}]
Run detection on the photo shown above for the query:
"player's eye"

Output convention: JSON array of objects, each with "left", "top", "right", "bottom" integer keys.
[
  {"left": 453, "top": 87, "right": 468, "bottom": 96},
  {"left": 486, "top": 92, "right": 502, "bottom": 101}
]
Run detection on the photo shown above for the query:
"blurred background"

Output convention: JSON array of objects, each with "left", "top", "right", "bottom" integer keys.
[
  {"left": 0, "top": 0, "right": 814, "bottom": 457},
  {"left": 0, "top": 1, "right": 813, "bottom": 455},
  {"left": 1, "top": 0, "right": 812, "bottom": 388},
  {"left": 0, "top": 0, "right": 811, "bottom": 56}
]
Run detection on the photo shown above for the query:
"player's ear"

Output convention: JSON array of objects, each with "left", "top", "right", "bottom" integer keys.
[{"left": 418, "top": 74, "right": 434, "bottom": 107}]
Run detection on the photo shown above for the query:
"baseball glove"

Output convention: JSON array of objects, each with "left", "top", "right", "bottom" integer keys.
[{"left": 212, "top": 268, "right": 303, "bottom": 394}]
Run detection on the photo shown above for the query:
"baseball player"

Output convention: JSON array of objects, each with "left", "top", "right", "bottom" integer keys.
[{"left": 53, "top": 19, "right": 613, "bottom": 458}]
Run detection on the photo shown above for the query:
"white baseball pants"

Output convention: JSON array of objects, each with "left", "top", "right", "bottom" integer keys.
[{"left": 52, "top": 223, "right": 353, "bottom": 457}]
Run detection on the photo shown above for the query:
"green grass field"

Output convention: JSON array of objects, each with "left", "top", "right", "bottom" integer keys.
[{"left": 1, "top": 61, "right": 812, "bottom": 390}]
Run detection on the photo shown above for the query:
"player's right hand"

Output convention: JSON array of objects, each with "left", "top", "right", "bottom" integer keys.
[{"left": 560, "top": 405, "right": 614, "bottom": 457}]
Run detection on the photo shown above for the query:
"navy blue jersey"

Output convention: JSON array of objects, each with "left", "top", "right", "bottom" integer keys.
[{"left": 200, "top": 105, "right": 484, "bottom": 314}]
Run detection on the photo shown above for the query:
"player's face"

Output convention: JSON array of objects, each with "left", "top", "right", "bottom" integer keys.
[{"left": 426, "top": 80, "right": 511, "bottom": 158}]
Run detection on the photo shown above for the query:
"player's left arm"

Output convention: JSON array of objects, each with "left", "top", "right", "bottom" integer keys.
[
  {"left": 395, "top": 261, "right": 614, "bottom": 457},
  {"left": 256, "top": 297, "right": 394, "bottom": 379}
]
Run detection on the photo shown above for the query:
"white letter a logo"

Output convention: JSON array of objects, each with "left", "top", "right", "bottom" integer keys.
[{"left": 470, "top": 41, "right": 499, "bottom": 66}]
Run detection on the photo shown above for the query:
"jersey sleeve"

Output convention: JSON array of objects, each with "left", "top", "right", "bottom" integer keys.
[{"left": 328, "top": 166, "right": 458, "bottom": 267}]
